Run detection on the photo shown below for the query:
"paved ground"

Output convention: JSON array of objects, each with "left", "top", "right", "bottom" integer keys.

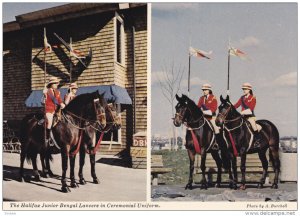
[
  {"left": 152, "top": 183, "right": 297, "bottom": 201},
  {"left": 3, "top": 153, "right": 147, "bottom": 201}
]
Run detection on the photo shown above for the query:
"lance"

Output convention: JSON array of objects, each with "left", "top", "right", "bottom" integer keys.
[
  {"left": 43, "top": 27, "right": 47, "bottom": 147},
  {"left": 188, "top": 52, "right": 191, "bottom": 96},
  {"left": 227, "top": 47, "right": 231, "bottom": 96},
  {"left": 53, "top": 32, "right": 87, "bottom": 68},
  {"left": 69, "top": 37, "right": 72, "bottom": 83}
]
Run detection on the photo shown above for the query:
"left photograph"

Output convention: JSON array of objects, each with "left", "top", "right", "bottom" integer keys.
[{"left": 3, "top": 3, "right": 148, "bottom": 201}]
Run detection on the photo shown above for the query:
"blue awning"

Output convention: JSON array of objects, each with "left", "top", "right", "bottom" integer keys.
[{"left": 25, "top": 84, "right": 132, "bottom": 107}]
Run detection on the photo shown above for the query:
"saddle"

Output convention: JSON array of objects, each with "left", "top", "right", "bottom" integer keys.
[{"left": 244, "top": 118, "right": 264, "bottom": 150}]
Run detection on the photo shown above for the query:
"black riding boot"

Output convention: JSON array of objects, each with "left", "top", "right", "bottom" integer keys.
[
  {"left": 46, "top": 129, "right": 51, "bottom": 145},
  {"left": 216, "top": 134, "right": 230, "bottom": 170},
  {"left": 253, "top": 131, "right": 262, "bottom": 147}
]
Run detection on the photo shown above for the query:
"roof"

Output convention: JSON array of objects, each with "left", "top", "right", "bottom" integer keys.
[
  {"left": 25, "top": 84, "right": 132, "bottom": 107},
  {"left": 4, "top": 3, "right": 146, "bottom": 32}
]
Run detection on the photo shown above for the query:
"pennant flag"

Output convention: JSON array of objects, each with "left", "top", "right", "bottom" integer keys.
[
  {"left": 43, "top": 30, "right": 52, "bottom": 53},
  {"left": 189, "top": 46, "right": 212, "bottom": 59},
  {"left": 229, "top": 46, "right": 248, "bottom": 60},
  {"left": 70, "top": 43, "right": 85, "bottom": 59}
]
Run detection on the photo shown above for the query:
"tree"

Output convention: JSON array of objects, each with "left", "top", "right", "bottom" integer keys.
[{"left": 156, "top": 62, "right": 185, "bottom": 150}]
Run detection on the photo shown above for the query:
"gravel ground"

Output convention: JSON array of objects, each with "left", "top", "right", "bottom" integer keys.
[{"left": 151, "top": 183, "right": 297, "bottom": 201}]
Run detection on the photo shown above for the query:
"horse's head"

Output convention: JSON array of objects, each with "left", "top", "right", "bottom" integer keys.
[
  {"left": 173, "top": 94, "right": 190, "bottom": 127},
  {"left": 216, "top": 95, "right": 239, "bottom": 127},
  {"left": 106, "top": 99, "right": 122, "bottom": 130},
  {"left": 93, "top": 91, "right": 107, "bottom": 128}
]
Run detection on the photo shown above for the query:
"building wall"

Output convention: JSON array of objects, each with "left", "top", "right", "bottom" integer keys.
[
  {"left": 3, "top": 30, "right": 39, "bottom": 124},
  {"left": 3, "top": 6, "right": 147, "bottom": 148}
]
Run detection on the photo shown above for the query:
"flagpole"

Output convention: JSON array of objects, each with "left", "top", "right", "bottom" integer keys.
[
  {"left": 188, "top": 53, "right": 191, "bottom": 96},
  {"left": 43, "top": 27, "right": 47, "bottom": 147},
  {"left": 69, "top": 37, "right": 72, "bottom": 83},
  {"left": 227, "top": 47, "right": 230, "bottom": 96}
]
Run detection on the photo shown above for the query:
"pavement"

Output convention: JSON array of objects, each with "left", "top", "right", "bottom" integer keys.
[
  {"left": 3, "top": 152, "right": 147, "bottom": 201},
  {"left": 152, "top": 183, "right": 298, "bottom": 202}
]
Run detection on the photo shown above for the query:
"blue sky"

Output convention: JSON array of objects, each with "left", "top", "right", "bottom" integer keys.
[{"left": 151, "top": 3, "right": 297, "bottom": 137}]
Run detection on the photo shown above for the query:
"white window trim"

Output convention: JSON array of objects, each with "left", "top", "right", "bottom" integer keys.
[{"left": 114, "top": 12, "right": 125, "bottom": 66}]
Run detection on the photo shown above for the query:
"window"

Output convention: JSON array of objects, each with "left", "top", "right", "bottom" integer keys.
[{"left": 115, "top": 12, "right": 124, "bottom": 65}]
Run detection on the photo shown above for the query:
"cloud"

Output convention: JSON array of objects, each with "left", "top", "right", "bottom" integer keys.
[
  {"left": 181, "top": 77, "right": 209, "bottom": 88},
  {"left": 151, "top": 71, "right": 169, "bottom": 84},
  {"left": 272, "top": 72, "right": 297, "bottom": 87},
  {"left": 236, "top": 36, "right": 260, "bottom": 48}
]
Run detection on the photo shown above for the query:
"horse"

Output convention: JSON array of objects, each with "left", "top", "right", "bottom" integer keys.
[
  {"left": 173, "top": 94, "right": 229, "bottom": 189},
  {"left": 215, "top": 95, "right": 280, "bottom": 190},
  {"left": 19, "top": 91, "right": 107, "bottom": 192},
  {"left": 77, "top": 102, "right": 122, "bottom": 185}
]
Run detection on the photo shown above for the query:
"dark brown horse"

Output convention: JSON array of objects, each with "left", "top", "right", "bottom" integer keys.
[
  {"left": 215, "top": 95, "right": 280, "bottom": 190},
  {"left": 173, "top": 94, "right": 229, "bottom": 189},
  {"left": 19, "top": 91, "right": 107, "bottom": 192},
  {"left": 77, "top": 102, "right": 122, "bottom": 185}
]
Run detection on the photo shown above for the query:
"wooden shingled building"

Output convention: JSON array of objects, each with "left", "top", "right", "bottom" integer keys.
[{"left": 3, "top": 3, "right": 148, "bottom": 159}]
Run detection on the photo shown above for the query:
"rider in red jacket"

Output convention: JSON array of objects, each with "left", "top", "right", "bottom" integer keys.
[
  {"left": 43, "top": 77, "right": 65, "bottom": 143},
  {"left": 234, "top": 82, "right": 261, "bottom": 146}
]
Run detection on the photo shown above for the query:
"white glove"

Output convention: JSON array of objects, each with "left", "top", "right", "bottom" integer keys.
[
  {"left": 60, "top": 103, "right": 66, "bottom": 109},
  {"left": 43, "top": 87, "right": 48, "bottom": 94},
  {"left": 203, "top": 110, "right": 212, "bottom": 116},
  {"left": 241, "top": 109, "right": 252, "bottom": 115}
]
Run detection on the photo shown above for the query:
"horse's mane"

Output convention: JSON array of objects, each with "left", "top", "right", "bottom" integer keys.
[
  {"left": 182, "top": 94, "right": 203, "bottom": 116},
  {"left": 64, "top": 92, "right": 95, "bottom": 113}
]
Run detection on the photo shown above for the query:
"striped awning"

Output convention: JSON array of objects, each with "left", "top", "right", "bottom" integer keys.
[{"left": 25, "top": 84, "right": 132, "bottom": 107}]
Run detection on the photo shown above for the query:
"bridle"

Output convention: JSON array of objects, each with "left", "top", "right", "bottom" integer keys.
[
  {"left": 175, "top": 104, "right": 205, "bottom": 129},
  {"left": 218, "top": 102, "right": 243, "bottom": 131},
  {"left": 105, "top": 103, "right": 120, "bottom": 125}
]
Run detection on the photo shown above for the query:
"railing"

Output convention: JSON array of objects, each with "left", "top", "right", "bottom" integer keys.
[{"left": 3, "top": 121, "right": 21, "bottom": 153}]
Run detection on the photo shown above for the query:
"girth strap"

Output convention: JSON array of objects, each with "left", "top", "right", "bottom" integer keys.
[
  {"left": 191, "top": 130, "right": 201, "bottom": 154},
  {"left": 227, "top": 131, "right": 238, "bottom": 157}
]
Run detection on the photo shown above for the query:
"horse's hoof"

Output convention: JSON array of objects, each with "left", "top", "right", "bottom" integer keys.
[
  {"left": 19, "top": 176, "right": 25, "bottom": 182},
  {"left": 201, "top": 183, "right": 208, "bottom": 190},
  {"left": 215, "top": 183, "right": 221, "bottom": 188},
  {"left": 239, "top": 184, "right": 246, "bottom": 190},
  {"left": 70, "top": 181, "right": 79, "bottom": 188},
  {"left": 79, "top": 178, "right": 86, "bottom": 185},
  {"left": 61, "top": 186, "right": 71, "bottom": 193},
  {"left": 34, "top": 175, "right": 41, "bottom": 182},
  {"left": 271, "top": 184, "right": 278, "bottom": 189},
  {"left": 185, "top": 184, "right": 192, "bottom": 190},
  {"left": 257, "top": 183, "right": 264, "bottom": 189},
  {"left": 93, "top": 178, "right": 100, "bottom": 184},
  {"left": 48, "top": 171, "right": 54, "bottom": 177}
]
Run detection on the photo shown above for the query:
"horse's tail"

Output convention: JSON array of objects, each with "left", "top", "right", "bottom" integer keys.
[{"left": 257, "top": 119, "right": 280, "bottom": 171}]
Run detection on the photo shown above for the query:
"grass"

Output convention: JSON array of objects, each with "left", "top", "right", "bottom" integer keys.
[{"left": 152, "top": 149, "right": 274, "bottom": 185}]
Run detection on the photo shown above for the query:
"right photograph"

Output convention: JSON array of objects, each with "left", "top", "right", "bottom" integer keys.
[{"left": 151, "top": 3, "right": 297, "bottom": 203}]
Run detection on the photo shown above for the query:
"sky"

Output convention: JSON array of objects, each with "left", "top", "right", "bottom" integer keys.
[
  {"left": 2, "top": 3, "right": 66, "bottom": 23},
  {"left": 151, "top": 3, "right": 298, "bottom": 137}
]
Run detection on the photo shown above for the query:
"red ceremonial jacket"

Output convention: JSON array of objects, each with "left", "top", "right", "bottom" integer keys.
[
  {"left": 197, "top": 94, "right": 218, "bottom": 115},
  {"left": 45, "top": 88, "right": 63, "bottom": 113},
  {"left": 234, "top": 94, "right": 256, "bottom": 111}
]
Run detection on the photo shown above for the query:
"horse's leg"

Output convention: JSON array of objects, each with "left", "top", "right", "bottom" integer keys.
[
  {"left": 257, "top": 149, "right": 268, "bottom": 188},
  {"left": 31, "top": 153, "right": 40, "bottom": 182},
  {"left": 45, "top": 153, "right": 54, "bottom": 177},
  {"left": 61, "top": 150, "right": 70, "bottom": 193},
  {"left": 185, "top": 150, "right": 195, "bottom": 190},
  {"left": 78, "top": 145, "right": 86, "bottom": 185},
  {"left": 239, "top": 153, "right": 247, "bottom": 190},
  {"left": 69, "top": 155, "right": 78, "bottom": 188},
  {"left": 269, "top": 146, "right": 280, "bottom": 189},
  {"left": 211, "top": 150, "right": 222, "bottom": 188},
  {"left": 230, "top": 155, "right": 238, "bottom": 190},
  {"left": 19, "top": 148, "right": 27, "bottom": 182},
  {"left": 40, "top": 152, "right": 48, "bottom": 178},
  {"left": 90, "top": 154, "right": 100, "bottom": 184},
  {"left": 200, "top": 151, "right": 208, "bottom": 190}
]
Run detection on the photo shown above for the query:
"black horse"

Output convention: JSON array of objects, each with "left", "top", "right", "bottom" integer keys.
[
  {"left": 19, "top": 91, "right": 107, "bottom": 192},
  {"left": 216, "top": 95, "right": 280, "bottom": 189},
  {"left": 173, "top": 94, "right": 228, "bottom": 189},
  {"left": 77, "top": 102, "right": 122, "bottom": 185}
]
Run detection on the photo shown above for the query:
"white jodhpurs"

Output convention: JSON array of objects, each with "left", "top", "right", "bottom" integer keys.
[{"left": 46, "top": 113, "right": 54, "bottom": 129}]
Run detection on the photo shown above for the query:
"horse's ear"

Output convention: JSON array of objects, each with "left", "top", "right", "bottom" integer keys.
[
  {"left": 175, "top": 94, "right": 181, "bottom": 102},
  {"left": 226, "top": 95, "right": 230, "bottom": 101},
  {"left": 220, "top": 95, "right": 224, "bottom": 103}
]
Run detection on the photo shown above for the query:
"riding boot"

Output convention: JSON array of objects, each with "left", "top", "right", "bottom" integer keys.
[
  {"left": 253, "top": 131, "right": 262, "bottom": 148},
  {"left": 216, "top": 134, "right": 230, "bottom": 170}
]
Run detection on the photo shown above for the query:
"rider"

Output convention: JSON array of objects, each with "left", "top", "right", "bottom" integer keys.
[
  {"left": 64, "top": 82, "right": 78, "bottom": 105},
  {"left": 43, "top": 76, "right": 65, "bottom": 143},
  {"left": 234, "top": 82, "right": 261, "bottom": 145}
]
